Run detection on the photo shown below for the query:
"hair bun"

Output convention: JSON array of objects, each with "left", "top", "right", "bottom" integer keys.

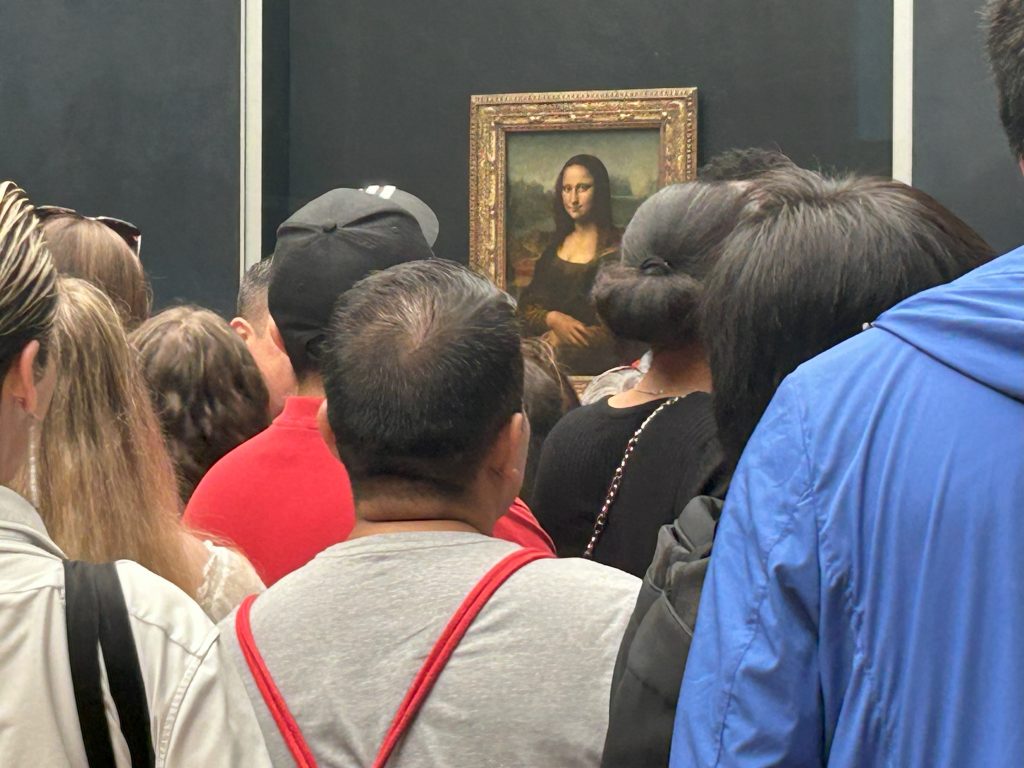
[{"left": 639, "top": 256, "right": 672, "bottom": 276}]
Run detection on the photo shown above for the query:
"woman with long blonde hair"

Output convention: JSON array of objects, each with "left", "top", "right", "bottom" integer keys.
[
  {"left": 0, "top": 183, "right": 271, "bottom": 763},
  {"left": 25, "top": 277, "right": 263, "bottom": 620}
]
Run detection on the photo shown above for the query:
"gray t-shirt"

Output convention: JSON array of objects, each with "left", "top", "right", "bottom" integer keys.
[{"left": 222, "top": 531, "right": 640, "bottom": 767}]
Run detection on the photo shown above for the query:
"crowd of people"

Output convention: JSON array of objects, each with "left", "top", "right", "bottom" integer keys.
[{"left": 1, "top": 3, "right": 1022, "bottom": 766}]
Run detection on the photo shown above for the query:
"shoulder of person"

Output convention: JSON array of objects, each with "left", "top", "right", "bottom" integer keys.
[
  {"left": 524, "top": 556, "right": 641, "bottom": 604},
  {"left": 114, "top": 559, "right": 219, "bottom": 659},
  {"left": 546, "top": 399, "right": 608, "bottom": 436},
  {"left": 112, "top": 561, "right": 274, "bottom": 767},
  {"left": 183, "top": 436, "right": 268, "bottom": 522}
]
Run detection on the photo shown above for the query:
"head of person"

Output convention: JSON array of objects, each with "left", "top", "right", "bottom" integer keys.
[
  {"left": 0, "top": 182, "right": 59, "bottom": 486},
  {"left": 130, "top": 306, "right": 270, "bottom": 504},
  {"left": 552, "top": 154, "right": 614, "bottom": 242},
  {"left": 520, "top": 338, "right": 579, "bottom": 505},
  {"left": 269, "top": 188, "right": 435, "bottom": 388},
  {"left": 705, "top": 168, "right": 996, "bottom": 468},
  {"left": 231, "top": 258, "right": 296, "bottom": 417},
  {"left": 27, "top": 277, "right": 195, "bottom": 594},
  {"left": 319, "top": 260, "right": 526, "bottom": 530},
  {"left": 592, "top": 181, "right": 748, "bottom": 353},
  {"left": 986, "top": 0, "right": 1024, "bottom": 167},
  {"left": 697, "top": 147, "right": 798, "bottom": 182},
  {"left": 38, "top": 212, "right": 149, "bottom": 328}
]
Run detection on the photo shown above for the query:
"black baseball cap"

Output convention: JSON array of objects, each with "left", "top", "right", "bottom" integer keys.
[{"left": 268, "top": 188, "right": 435, "bottom": 374}]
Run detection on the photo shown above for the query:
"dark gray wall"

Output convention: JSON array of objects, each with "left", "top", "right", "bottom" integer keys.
[
  {"left": 277, "top": 0, "right": 893, "bottom": 263},
  {"left": 914, "top": 0, "right": 1024, "bottom": 254},
  {"left": 263, "top": 0, "right": 292, "bottom": 258},
  {"left": 0, "top": 1, "right": 241, "bottom": 317}
]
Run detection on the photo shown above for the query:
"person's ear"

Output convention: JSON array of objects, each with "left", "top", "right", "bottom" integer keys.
[
  {"left": 230, "top": 316, "right": 255, "bottom": 343},
  {"left": 316, "top": 399, "right": 340, "bottom": 460},
  {"left": 4, "top": 341, "right": 43, "bottom": 418},
  {"left": 487, "top": 411, "right": 530, "bottom": 490},
  {"left": 1018, "top": 157, "right": 1024, "bottom": 177}
]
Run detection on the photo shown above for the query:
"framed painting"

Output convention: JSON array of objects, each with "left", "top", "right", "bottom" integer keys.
[{"left": 468, "top": 88, "right": 698, "bottom": 382}]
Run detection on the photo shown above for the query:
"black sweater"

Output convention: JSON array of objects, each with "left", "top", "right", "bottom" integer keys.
[{"left": 531, "top": 393, "right": 728, "bottom": 577}]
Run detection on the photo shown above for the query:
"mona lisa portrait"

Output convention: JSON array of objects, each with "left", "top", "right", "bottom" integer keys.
[
  {"left": 516, "top": 149, "right": 637, "bottom": 373},
  {"left": 469, "top": 89, "right": 697, "bottom": 378}
]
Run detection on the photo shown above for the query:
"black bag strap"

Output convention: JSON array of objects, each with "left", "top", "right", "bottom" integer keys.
[
  {"left": 64, "top": 560, "right": 155, "bottom": 767},
  {"left": 64, "top": 560, "right": 114, "bottom": 766}
]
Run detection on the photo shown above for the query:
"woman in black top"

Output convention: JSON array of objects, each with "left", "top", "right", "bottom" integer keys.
[{"left": 530, "top": 181, "right": 746, "bottom": 577}]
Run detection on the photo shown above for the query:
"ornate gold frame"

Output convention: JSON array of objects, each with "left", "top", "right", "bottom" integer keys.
[{"left": 468, "top": 88, "right": 698, "bottom": 287}]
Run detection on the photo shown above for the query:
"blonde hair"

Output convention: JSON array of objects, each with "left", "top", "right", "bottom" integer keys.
[
  {"left": 0, "top": 182, "right": 58, "bottom": 374},
  {"left": 30, "top": 277, "right": 198, "bottom": 596},
  {"left": 40, "top": 215, "right": 149, "bottom": 329}
]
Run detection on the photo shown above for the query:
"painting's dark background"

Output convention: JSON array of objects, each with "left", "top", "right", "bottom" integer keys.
[
  {"left": 4, "top": 1, "right": 1022, "bottom": 314},
  {"left": 0, "top": 1, "right": 241, "bottom": 316}
]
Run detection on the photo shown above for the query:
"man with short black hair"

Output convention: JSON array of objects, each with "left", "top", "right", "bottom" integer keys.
[
  {"left": 224, "top": 260, "right": 639, "bottom": 766},
  {"left": 230, "top": 258, "right": 296, "bottom": 417}
]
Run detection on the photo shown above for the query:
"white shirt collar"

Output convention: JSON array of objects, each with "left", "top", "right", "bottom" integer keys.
[{"left": 0, "top": 485, "right": 66, "bottom": 558}]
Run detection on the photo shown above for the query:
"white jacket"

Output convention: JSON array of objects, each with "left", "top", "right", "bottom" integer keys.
[{"left": 0, "top": 486, "right": 272, "bottom": 766}]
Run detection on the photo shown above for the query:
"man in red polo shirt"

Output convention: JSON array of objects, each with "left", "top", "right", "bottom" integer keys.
[{"left": 185, "top": 188, "right": 551, "bottom": 584}]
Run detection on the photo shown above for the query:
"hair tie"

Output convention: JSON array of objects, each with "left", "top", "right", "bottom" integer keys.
[{"left": 639, "top": 256, "right": 672, "bottom": 276}]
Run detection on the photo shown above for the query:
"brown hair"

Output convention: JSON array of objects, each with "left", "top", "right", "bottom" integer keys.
[
  {"left": 130, "top": 306, "right": 269, "bottom": 503},
  {"left": 41, "top": 215, "right": 149, "bottom": 328},
  {"left": 27, "top": 278, "right": 198, "bottom": 596}
]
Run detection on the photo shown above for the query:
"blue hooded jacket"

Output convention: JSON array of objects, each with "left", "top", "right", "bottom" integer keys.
[{"left": 671, "top": 247, "right": 1024, "bottom": 766}]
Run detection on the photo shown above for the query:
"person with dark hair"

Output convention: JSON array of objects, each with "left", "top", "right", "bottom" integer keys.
[
  {"left": 130, "top": 306, "right": 270, "bottom": 504},
  {"left": 519, "top": 154, "right": 627, "bottom": 374},
  {"left": 36, "top": 206, "right": 150, "bottom": 328},
  {"left": 0, "top": 181, "right": 271, "bottom": 763},
  {"left": 183, "top": 189, "right": 426, "bottom": 584},
  {"left": 519, "top": 337, "right": 579, "bottom": 506},
  {"left": 530, "top": 182, "right": 740, "bottom": 576},
  {"left": 696, "top": 146, "right": 797, "bottom": 182},
  {"left": 580, "top": 148, "right": 797, "bottom": 406},
  {"left": 186, "top": 187, "right": 553, "bottom": 585},
  {"left": 230, "top": 258, "right": 296, "bottom": 417},
  {"left": 704, "top": 169, "right": 996, "bottom": 469},
  {"left": 223, "top": 259, "right": 639, "bottom": 767},
  {"left": 987, "top": 0, "right": 1024, "bottom": 161},
  {"left": 671, "top": 152, "right": 1018, "bottom": 764},
  {"left": 32, "top": 280, "right": 264, "bottom": 622}
]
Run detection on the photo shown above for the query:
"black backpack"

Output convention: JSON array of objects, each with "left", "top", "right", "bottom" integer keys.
[{"left": 601, "top": 495, "right": 723, "bottom": 768}]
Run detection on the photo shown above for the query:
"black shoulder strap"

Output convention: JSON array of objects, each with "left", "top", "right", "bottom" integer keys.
[
  {"left": 64, "top": 560, "right": 155, "bottom": 767},
  {"left": 64, "top": 560, "right": 116, "bottom": 766}
]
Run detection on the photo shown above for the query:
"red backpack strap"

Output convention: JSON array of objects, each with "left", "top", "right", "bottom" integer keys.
[
  {"left": 371, "top": 547, "right": 552, "bottom": 768},
  {"left": 235, "top": 594, "right": 318, "bottom": 768}
]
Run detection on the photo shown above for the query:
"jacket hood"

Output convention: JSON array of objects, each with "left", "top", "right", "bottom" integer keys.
[{"left": 873, "top": 246, "right": 1024, "bottom": 402}]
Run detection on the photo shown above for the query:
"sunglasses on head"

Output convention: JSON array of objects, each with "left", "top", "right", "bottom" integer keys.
[{"left": 34, "top": 205, "right": 142, "bottom": 258}]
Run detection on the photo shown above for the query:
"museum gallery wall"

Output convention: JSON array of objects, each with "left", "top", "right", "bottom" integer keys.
[{"left": 272, "top": 0, "right": 894, "bottom": 263}]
